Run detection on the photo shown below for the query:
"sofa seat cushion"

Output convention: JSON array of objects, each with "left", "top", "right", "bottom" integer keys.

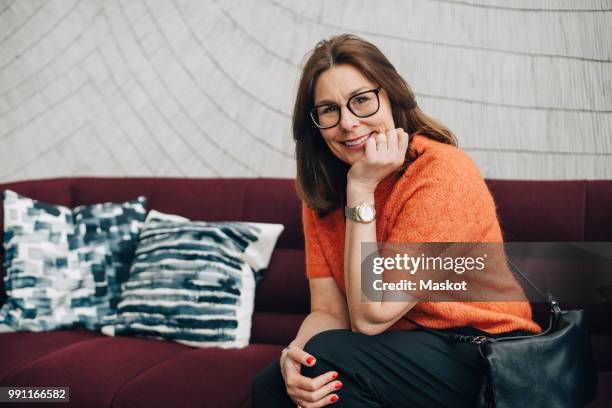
[
  {"left": 0, "top": 331, "right": 281, "bottom": 408},
  {"left": 0, "top": 333, "right": 190, "bottom": 406},
  {"left": 110, "top": 343, "right": 282, "bottom": 408},
  {"left": 0, "top": 330, "right": 100, "bottom": 382}
]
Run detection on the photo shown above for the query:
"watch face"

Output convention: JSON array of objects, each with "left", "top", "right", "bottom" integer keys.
[{"left": 358, "top": 205, "right": 375, "bottom": 222}]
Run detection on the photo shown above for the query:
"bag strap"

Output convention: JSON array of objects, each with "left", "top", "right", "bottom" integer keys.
[
  {"left": 403, "top": 316, "right": 493, "bottom": 344},
  {"left": 506, "top": 258, "right": 563, "bottom": 318},
  {"left": 506, "top": 259, "right": 546, "bottom": 300},
  {"left": 506, "top": 259, "right": 560, "bottom": 311}
]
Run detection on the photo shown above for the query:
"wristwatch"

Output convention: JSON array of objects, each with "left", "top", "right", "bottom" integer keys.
[{"left": 345, "top": 202, "right": 376, "bottom": 223}]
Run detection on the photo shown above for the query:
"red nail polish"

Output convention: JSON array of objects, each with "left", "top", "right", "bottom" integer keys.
[
  {"left": 332, "top": 372, "right": 338, "bottom": 379},
  {"left": 306, "top": 357, "right": 314, "bottom": 365},
  {"left": 330, "top": 395, "right": 339, "bottom": 402},
  {"left": 335, "top": 381, "right": 343, "bottom": 390}
]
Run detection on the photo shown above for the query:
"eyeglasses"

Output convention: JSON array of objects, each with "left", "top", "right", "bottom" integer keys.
[{"left": 310, "top": 87, "right": 381, "bottom": 129}]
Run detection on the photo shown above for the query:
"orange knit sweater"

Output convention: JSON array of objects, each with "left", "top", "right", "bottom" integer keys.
[{"left": 303, "top": 135, "right": 541, "bottom": 334}]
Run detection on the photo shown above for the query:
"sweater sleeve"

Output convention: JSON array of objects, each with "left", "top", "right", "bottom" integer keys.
[
  {"left": 302, "top": 204, "right": 333, "bottom": 279},
  {"left": 386, "top": 145, "right": 503, "bottom": 244}
]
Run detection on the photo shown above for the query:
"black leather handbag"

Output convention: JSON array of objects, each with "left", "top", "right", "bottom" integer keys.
[{"left": 406, "top": 260, "right": 598, "bottom": 408}]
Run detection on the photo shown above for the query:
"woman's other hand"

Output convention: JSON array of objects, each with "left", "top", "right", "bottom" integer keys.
[
  {"left": 280, "top": 345, "right": 342, "bottom": 407},
  {"left": 347, "top": 128, "right": 409, "bottom": 193}
]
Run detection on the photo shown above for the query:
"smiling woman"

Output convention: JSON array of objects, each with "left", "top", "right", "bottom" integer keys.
[
  {"left": 313, "top": 67, "right": 393, "bottom": 165},
  {"left": 292, "top": 35, "right": 457, "bottom": 216},
  {"left": 251, "top": 34, "right": 539, "bottom": 408}
]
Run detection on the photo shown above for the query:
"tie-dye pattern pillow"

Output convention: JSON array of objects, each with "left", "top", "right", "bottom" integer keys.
[
  {"left": 101, "top": 210, "right": 284, "bottom": 348},
  {"left": 0, "top": 190, "right": 147, "bottom": 332}
]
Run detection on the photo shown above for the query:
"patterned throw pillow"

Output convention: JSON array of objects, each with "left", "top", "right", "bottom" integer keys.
[
  {"left": 101, "top": 210, "right": 284, "bottom": 348},
  {"left": 0, "top": 190, "right": 147, "bottom": 332}
]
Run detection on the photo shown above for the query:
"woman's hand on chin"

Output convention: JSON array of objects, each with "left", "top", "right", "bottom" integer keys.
[{"left": 347, "top": 128, "right": 409, "bottom": 193}]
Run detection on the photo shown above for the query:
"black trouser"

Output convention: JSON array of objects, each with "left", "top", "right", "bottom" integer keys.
[{"left": 252, "top": 328, "right": 510, "bottom": 408}]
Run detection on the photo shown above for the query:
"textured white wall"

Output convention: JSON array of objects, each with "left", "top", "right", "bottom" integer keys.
[{"left": 0, "top": 0, "right": 611, "bottom": 182}]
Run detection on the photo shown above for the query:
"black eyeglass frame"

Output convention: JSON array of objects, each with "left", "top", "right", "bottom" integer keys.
[{"left": 309, "top": 87, "right": 382, "bottom": 129}]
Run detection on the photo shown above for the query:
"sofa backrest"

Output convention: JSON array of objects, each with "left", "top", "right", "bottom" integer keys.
[
  {"left": 0, "top": 178, "right": 611, "bottom": 343},
  {"left": 486, "top": 179, "right": 612, "bottom": 242}
]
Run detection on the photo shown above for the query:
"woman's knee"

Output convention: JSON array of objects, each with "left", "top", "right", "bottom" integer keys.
[
  {"left": 302, "top": 329, "right": 367, "bottom": 376},
  {"left": 303, "top": 329, "right": 363, "bottom": 358},
  {"left": 302, "top": 330, "right": 383, "bottom": 406}
]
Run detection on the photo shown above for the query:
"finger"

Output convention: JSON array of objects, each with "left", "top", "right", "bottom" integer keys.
[
  {"left": 398, "top": 129, "right": 410, "bottom": 154},
  {"left": 305, "top": 378, "right": 343, "bottom": 404},
  {"left": 281, "top": 361, "right": 304, "bottom": 393},
  {"left": 309, "top": 370, "right": 339, "bottom": 390},
  {"left": 289, "top": 371, "right": 340, "bottom": 403},
  {"left": 302, "top": 393, "right": 340, "bottom": 407},
  {"left": 386, "top": 128, "right": 400, "bottom": 153},
  {"left": 364, "top": 133, "right": 378, "bottom": 159},
  {"left": 287, "top": 346, "right": 316, "bottom": 367},
  {"left": 375, "top": 132, "right": 387, "bottom": 143},
  {"left": 375, "top": 132, "right": 388, "bottom": 152},
  {"left": 288, "top": 372, "right": 323, "bottom": 394},
  {"left": 281, "top": 354, "right": 301, "bottom": 377}
]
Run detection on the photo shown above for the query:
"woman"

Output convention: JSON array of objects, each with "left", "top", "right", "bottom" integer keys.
[{"left": 252, "top": 34, "right": 540, "bottom": 408}]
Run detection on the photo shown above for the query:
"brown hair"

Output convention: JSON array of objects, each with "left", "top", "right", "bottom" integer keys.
[{"left": 294, "top": 34, "right": 457, "bottom": 216}]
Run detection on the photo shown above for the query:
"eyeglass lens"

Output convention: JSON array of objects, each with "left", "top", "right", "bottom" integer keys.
[{"left": 313, "top": 90, "right": 379, "bottom": 128}]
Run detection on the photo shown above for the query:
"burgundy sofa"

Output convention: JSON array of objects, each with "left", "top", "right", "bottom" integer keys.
[{"left": 0, "top": 177, "right": 610, "bottom": 408}]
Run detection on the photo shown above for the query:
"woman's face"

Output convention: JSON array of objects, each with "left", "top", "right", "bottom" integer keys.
[{"left": 313, "top": 64, "right": 395, "bottom": 165}]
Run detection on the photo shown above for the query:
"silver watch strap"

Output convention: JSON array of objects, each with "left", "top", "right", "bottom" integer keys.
[
  {"left": 344, "top": 206, "right": 358, "bottom": 221},
  {"left": 345, "top": 202, "right": 376, "bottom": 222}
]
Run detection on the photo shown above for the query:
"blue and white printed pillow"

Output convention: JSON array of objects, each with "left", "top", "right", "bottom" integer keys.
[
  {"left": 0, "top": 190, "right": 147, "bottom": 332},
  {"left": 101, "top": 210, "right": 284, "bottom": 348}
]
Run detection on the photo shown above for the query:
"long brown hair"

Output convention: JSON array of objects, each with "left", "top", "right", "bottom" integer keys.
[{"left": 294, "top": 34, "right": 457, "bottom": 216}]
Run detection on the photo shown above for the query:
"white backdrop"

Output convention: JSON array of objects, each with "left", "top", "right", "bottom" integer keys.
[{"left": 1, "top": 0, "right": 611, "bottom": 182}]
